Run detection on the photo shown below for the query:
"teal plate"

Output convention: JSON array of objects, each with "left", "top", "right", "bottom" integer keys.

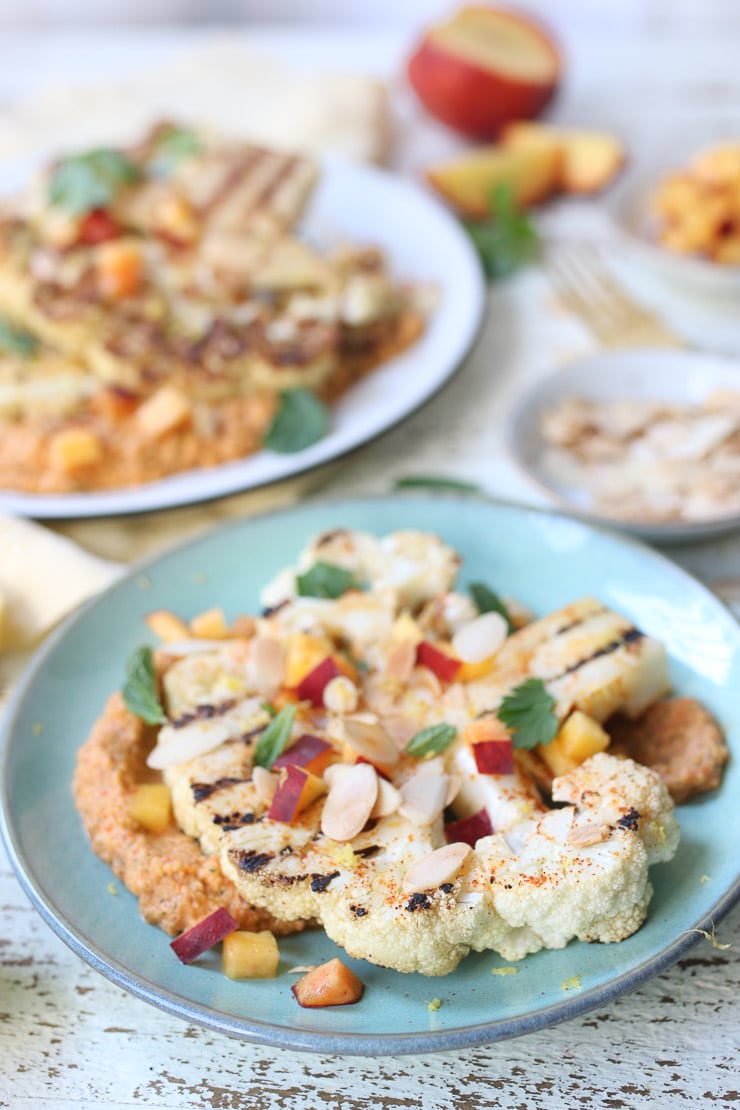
[{"left": 1, "top": 496, "right": 739, "bottom": 1056}]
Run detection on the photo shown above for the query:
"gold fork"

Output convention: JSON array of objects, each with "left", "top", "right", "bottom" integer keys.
[{"left": 544, "top": 240, "right": 685, "bottom": 348}]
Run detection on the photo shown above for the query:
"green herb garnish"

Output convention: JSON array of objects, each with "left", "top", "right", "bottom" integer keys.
[
  {"left": 150, "top": 126, "right": 203, "bottom": 175},
  {"left": 253, "top": 704, "right": 297, "bottom": 769},
  {"left": 48, "top": 148, "right": 140, "bottom": 215},
  {"left": 469, "top": 582, "right": 514, "bottom": 634},
  {"left": 296, "top": 561, "right": 360, "bottom": 600},
  {"left": 263, "top": 388, "right": 330, "bottom": 454},
  {"left": 464, "top": 184, "right": 540, "bottom": 281},
  {"left": 394, "top": 476, "right": 481, "bottom": 494},
  {"left": 261, "top": 701, "right": 277, "bottom": 719},
  {"left": 405, "top": 722, "right": 458, "bottom": 758},
  {"left": 0, "top": 316, "right": 39, "bottom": 357},
  {"left": 497, "top": 678, "right": 558, "bottom": 750},
  {"left": 122, "top": 645, "right": 167, "bottom": 725}
]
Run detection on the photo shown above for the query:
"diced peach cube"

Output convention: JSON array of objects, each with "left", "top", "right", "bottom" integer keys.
[
  {"left": 292, "top": 957, "right": 364, "bottom": 1007},
  {"left": 189, "top": 607, "right": 230, "bottom": 640},
  {"left": 48, "top": 427, "right": 103, "bottom": 474},
  {"left": 97, "top": 240, "right": 143, "bottom": 299},
  {"left": 284, "top": 632, "right": 335, "bottom": 688},
  {"left": 222, "top": 930, "right": 279, "bottom": 979},
  {"left": 128, "top": 783, "right": 172, "bottom": 833},
  {"left": 136, "top": 385, "right": 192, "bottom": 440}
]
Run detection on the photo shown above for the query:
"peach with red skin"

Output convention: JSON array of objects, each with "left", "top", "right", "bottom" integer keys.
[
  {"left": 272, "top": 733, "right": 333, "bottom": 777},
  {"left": 407, "top": 5, "right": 561, "bottom": 140},
  {"left": 170, "top": 907, "right": 237, "bottom": 963},
  {"left": 267, "top": 765, "right": 326, "bottom": 823}
]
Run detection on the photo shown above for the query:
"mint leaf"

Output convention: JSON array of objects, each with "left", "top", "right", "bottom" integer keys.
[
  {"left": 469, "top": 582, "right": 514, "bottom": 634},
  {"left": 394, "top": 475, "right": 481, "bottom": 494},
  {"left": 122, "top": 645, "right": 167, "bottom": 725},
  {"left": 463, "top": 183, "right": 540, "bottom": 281},
  {"left": 296, "top": 561, "right": 359, "bottom": 600},
  {"left": 405, "top": 722, "right": 457, "bottom": 758},
  {"left": 253, "top": 705, "right": 297, "bottom": 769},
  {"left": 0, "top": 316, "right": 38, "bottom": 357},
  {"left": 49, "top": 148, "right": 140, "bottom": 215},
  {"left": 264, "top": 389, "right": 330, "bottom": 454},
  {"left": 497, "top": 678, "right": 558, "bottom": 750}
]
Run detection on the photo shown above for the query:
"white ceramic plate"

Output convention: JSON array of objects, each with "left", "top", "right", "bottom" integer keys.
[
  {"left": 0, "top": 156, "right": 485, "bottom": 519},
  {"left": 608, "top": 164, "right": 740, "bottom": 301},
  {"left": 506, "top": 347, "right": 740, "bottom": 543}
]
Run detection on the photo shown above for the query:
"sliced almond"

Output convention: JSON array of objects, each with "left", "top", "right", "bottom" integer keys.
[
  {"left": 444, "top": 773, "right": 462, "bottom": 807},
  {"left": 409, "top": 666, "right": 442, "bottom": 697},
  {"left": 402, "top": 842, "right": 471, "bottom": 893},
  {"left": 566, "top": 822, "right": 609, "bottom": 848},
  {"left": 371, "top": 777, "right": 401, "bottom": 819},
  {"left": 385, "top": 640, "right": 416, "bottom": 683},
  {"left": 252, "top": 766, "right": 279, "bottom": 805},
  {"left": 147, "top": 719, "right": 233, "bottom": 770},
  {"left": 382, "top": 714, "right": 421, "bottom": 749},
  {"left": 323, "top": 675, "right": 359, "bottom": 714},
  {"left": 398, "top": 768, "right": 449, "bottom": 827},
  {"left": 323, "top": 763, "right": 353, "bottom": 788},
  {"left": 342, "top": 717, "right": 399, "bottom": 766},
  {"left": 321, "top": 763, "right": 378, "bottom": 842},
  {"left": 251, "top": 636, "right": 286, "bottom": 697},
  {"left": 452, "top": 612, "right": 508, "bottom": 664}
]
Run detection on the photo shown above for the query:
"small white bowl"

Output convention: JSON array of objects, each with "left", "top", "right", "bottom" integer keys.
[
  {"left": 506, "top": 347, "right": 740, "bottom": 544},
  {"left": 607, "top": 166, "right": 740, "bottom": 302}
]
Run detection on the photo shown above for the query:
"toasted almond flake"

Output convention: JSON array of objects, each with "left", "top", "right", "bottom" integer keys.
[
  {"left": 342, "top": 716, "right": 400, "bottom": 766},
  {"left": 288, "top": 965, "right": 318, "bottom": 974},
  {"left": 398, "top": 768, "right": 449, "bottom": 826},
  {"left": 385, "top": 640, "right": 416, "bottom": 683},
  {"left": 252, "top": 766, "right": 278, "bottom": 805},
  {"left": 323, "top": 763, "right": 353, "bottom": 788},
  {"left": 321, "top": 763, "right": 378, "bottom": 842},
  {"left": 147, "top": 719, "right": 233, "bottom": 770},
  {"left": 371, "top": 777, "right": 401, "bottom": 818},
  {"left": 323, "top": 675, "right": 358, "bottom": 714},
  {"left": 566, "top": 822, "right": 609, "bottom": 848},
  {"left": 402, "top": 842, "right": 471, "bottom": 893},
  {"left": 452, "top": 612, "right": 508, "bottom": 664},
  {"left": 383, "top": 715, "right": 421, "bottom": 749},
  {"left": 409, "top": 666, "right": 442, "bottom": 696},
  {"left": 251, "top": 636, "right": 286, "bottom": 697},
  {"left": 444, "top": 774, "right": 462, "bottom": 807}
]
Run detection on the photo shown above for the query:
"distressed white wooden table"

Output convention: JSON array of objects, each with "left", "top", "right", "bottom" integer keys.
[{"left": 2, "top": 7, "right": 740, "bottom": 1108}]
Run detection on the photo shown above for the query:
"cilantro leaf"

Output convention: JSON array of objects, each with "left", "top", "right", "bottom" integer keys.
[
  {"left": 405, "top": 722, "right": 458, "bottom": 758},
  {"left": 469, "top": 582, "right": 514, "bottom": 634},
  {"left": 122, "top": 645, "right": 167, "bottom": 725},
  {"left": 0, "top": 316, "right": 39, "bottom": 357},
  {"left": 394, "top": 475, "right": 481, "bottom": 494},
  {"left": 263, "top": 388, "right": 330, "bottom": 454},
  {"left": 296, "top": 561, "right": 359, "bottom": 600},
  {"left": 253, "top": 705, "right": 297, "bottom": 769},
  {"left": 463, "top": 184, "right": 540, "bottom": 281},
  {"left": 48, "top": 148, "right": 140, "bottom": 215},
  {"left": 497, "top": 678, "right": 558, "bottom": 750}
]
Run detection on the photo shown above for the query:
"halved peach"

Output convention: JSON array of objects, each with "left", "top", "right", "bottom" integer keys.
[
  {"left": 502, "top": 121, "right": 626, "bottom": 194},
  {"left": 408, "top": 5, "right": 561, "bottom": 139}
]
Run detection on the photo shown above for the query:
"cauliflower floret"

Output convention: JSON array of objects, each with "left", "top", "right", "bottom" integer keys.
[{"left": 552, "top": 752, "right": 680, "bottom": 863}]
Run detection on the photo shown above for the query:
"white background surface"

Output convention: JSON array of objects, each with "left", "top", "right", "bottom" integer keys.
[{"left": 1, "top": 5, "right": 739, "bottom": 1108}]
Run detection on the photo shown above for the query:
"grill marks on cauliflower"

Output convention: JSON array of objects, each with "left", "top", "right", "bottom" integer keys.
[{"left": 156, "top": 529, "right": 680, "bottom": 976}]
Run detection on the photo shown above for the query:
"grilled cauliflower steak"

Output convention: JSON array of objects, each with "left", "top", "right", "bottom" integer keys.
[{"left": 141, "top": 528, "right": 683, "bottom": 976}]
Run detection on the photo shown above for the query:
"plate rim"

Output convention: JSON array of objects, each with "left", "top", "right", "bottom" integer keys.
[
  {"left": 2, "top": 493, "right": 739, "bottom": 1056},
  {"left": 504, "top": 346, "right": 740, "bottom": 543},
  {"left": 0, "top": 156, "right": 486, "bottom": 520}
]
